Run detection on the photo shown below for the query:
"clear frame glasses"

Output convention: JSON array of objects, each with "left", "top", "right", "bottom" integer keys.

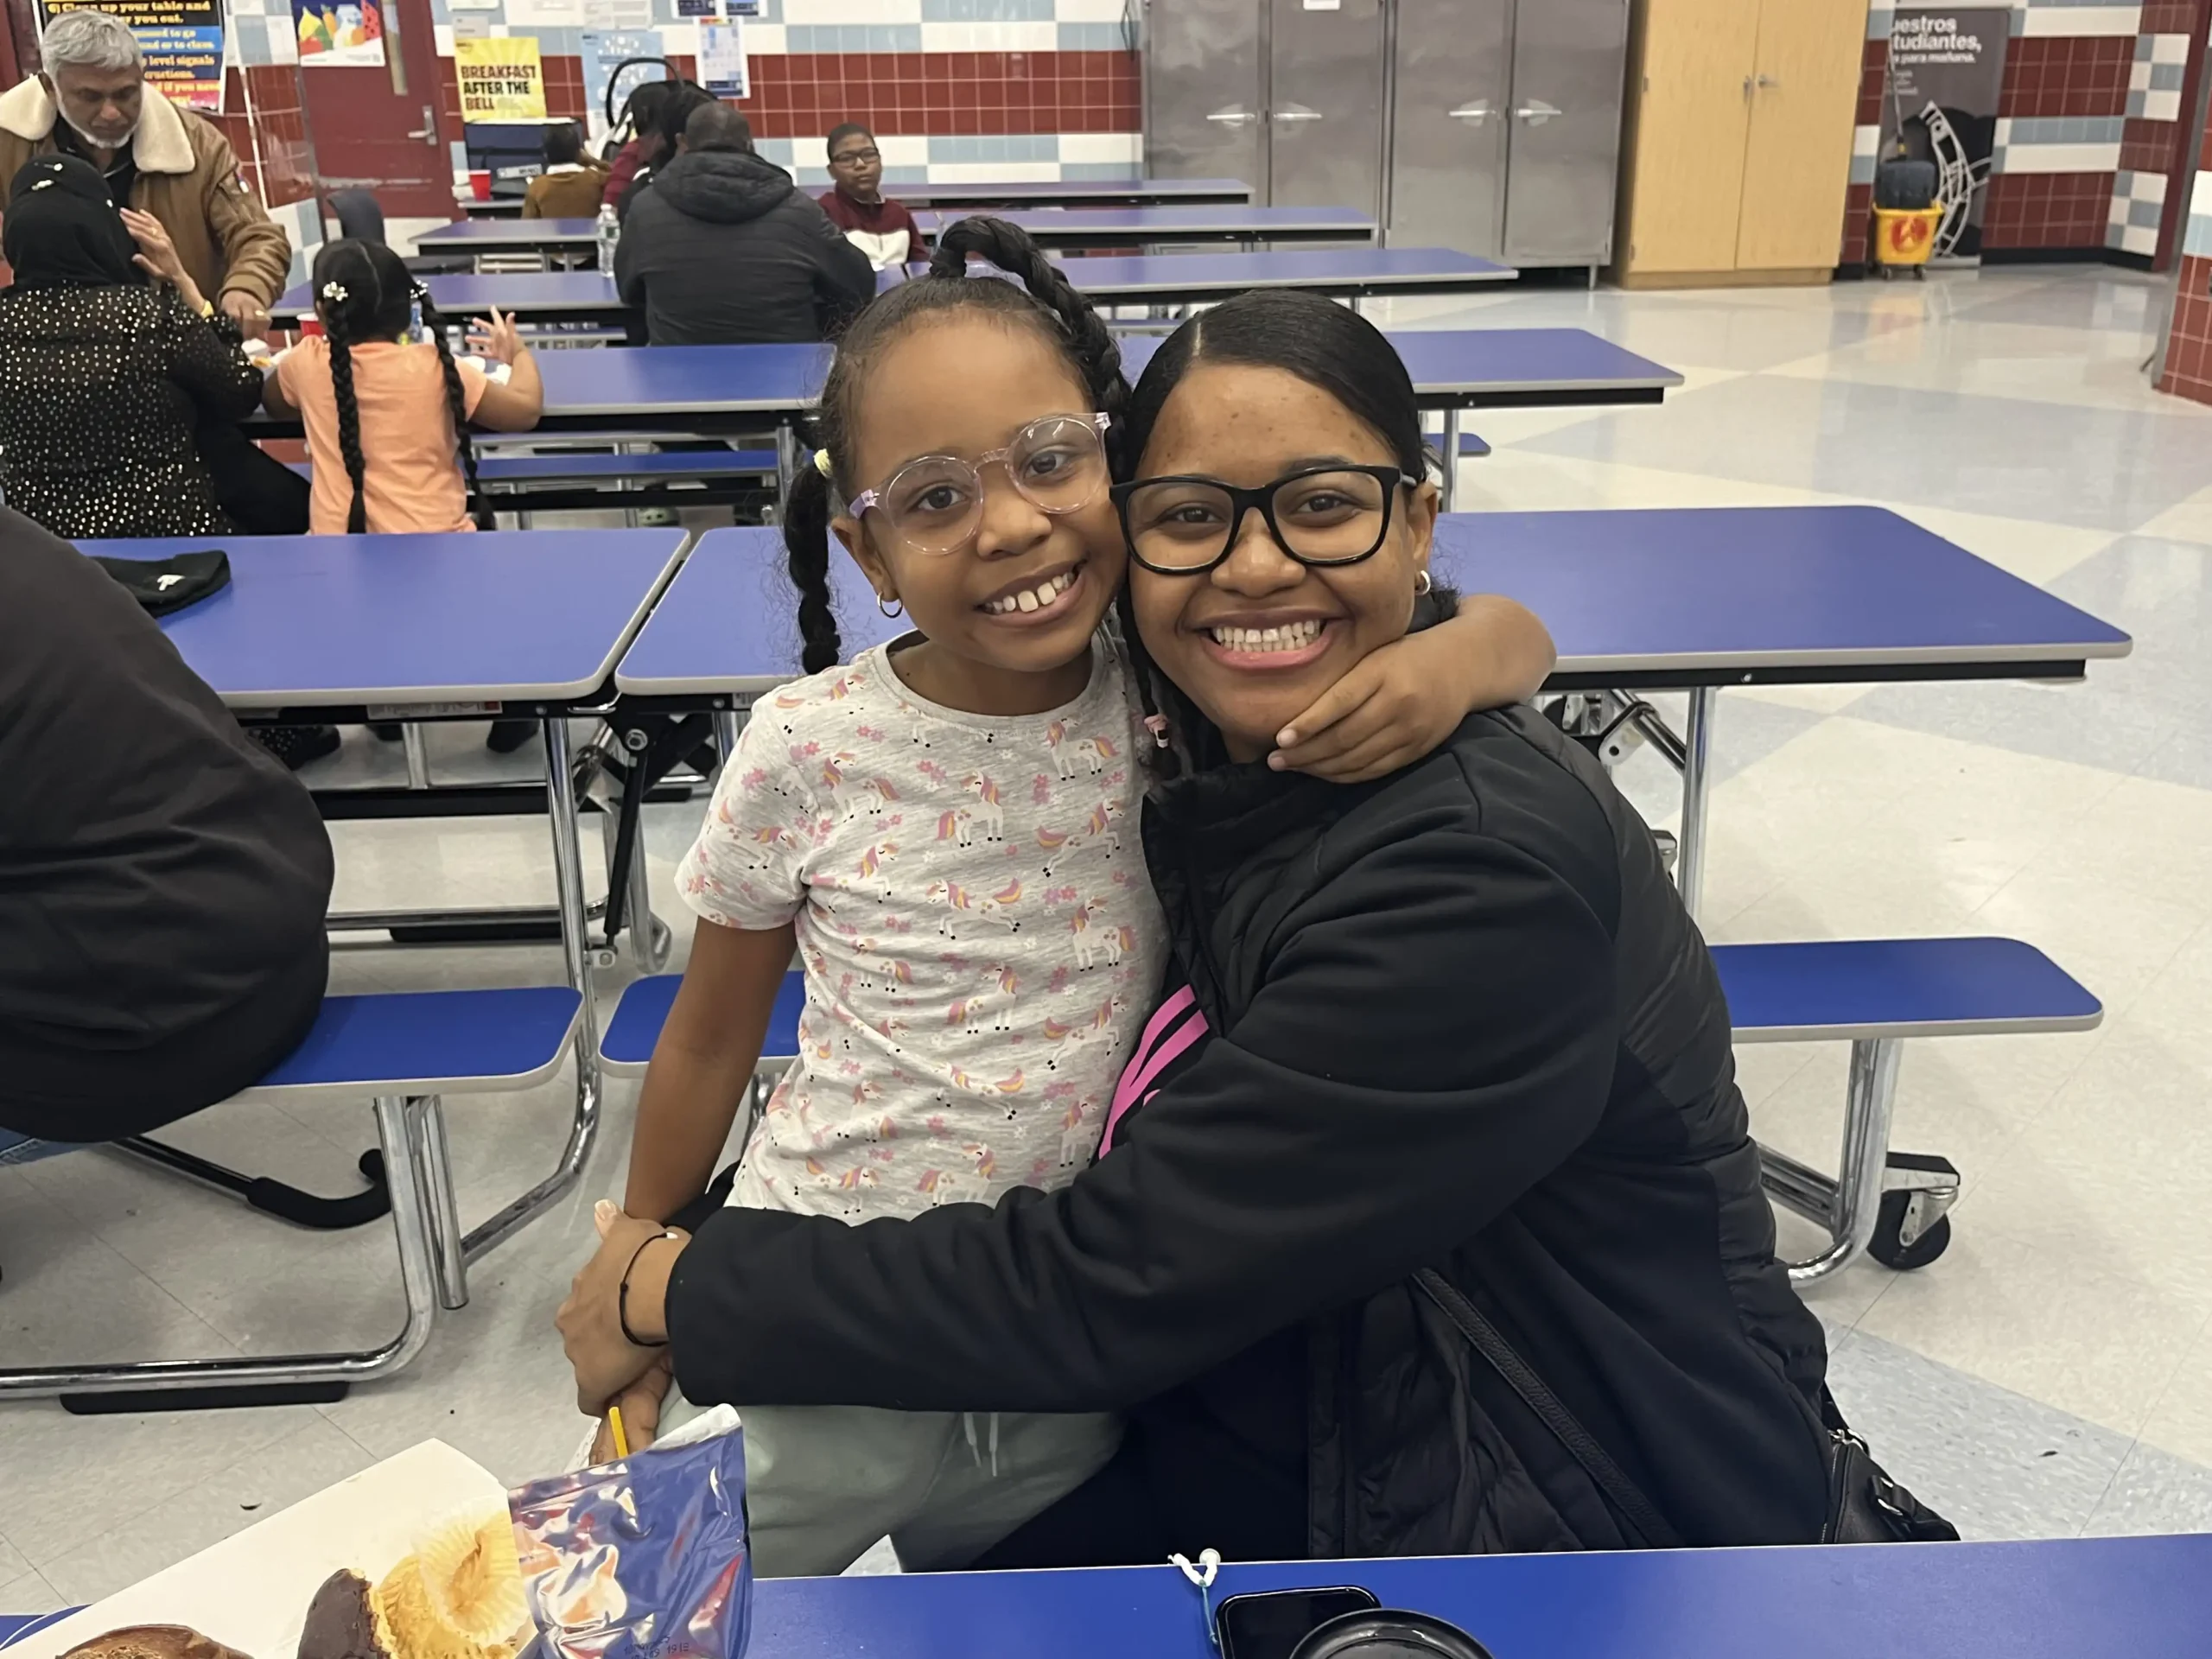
[
  {"left": 1110, "top": 464, "right": 1411, "bottom": 575},
  {"left": 851, "top": 413, "right": 1112, "bottom": 554}
]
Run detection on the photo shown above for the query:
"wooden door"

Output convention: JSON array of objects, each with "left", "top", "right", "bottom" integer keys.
[
  {"left": 1614, "top": 0, "right": 1761, "bottom": 275},
  {"left": 1733, "top": 0, "right": 1865, "bottom": 270}
]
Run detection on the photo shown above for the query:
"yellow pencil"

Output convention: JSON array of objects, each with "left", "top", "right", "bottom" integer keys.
[{"left": 607, "top": 1404, "right": 630, "bottom": 1459}]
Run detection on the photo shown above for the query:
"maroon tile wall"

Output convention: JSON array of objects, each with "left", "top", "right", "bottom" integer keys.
[
  {"left": 2157, "top": 253, "right": 2212, "bottom": 398},
  {"left": 431, "top": 48, "right": 1139, "bottom": 143},
  {"left": 1997, "top": 35, "right": 2133, "bottom": 120},
  {"left": 1981, "top": 171, "right": 2118, "bottom": 248},
  {"left": 2121, "top": 114, "right": 2181, "bottom": 175}
]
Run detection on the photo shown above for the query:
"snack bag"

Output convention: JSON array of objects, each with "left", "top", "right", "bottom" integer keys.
[{"left": 507, "top": 1408, "right": 751, "bottom": 1659}]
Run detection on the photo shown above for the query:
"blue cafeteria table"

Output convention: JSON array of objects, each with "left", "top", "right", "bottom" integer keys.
[
  {"left": 618, "top": 508, "right": 2130, "bottom": 913},
  {"left": 270, "top": 248, "right": 1513, "bottom": 328},
  {"left": 420, "top": 203, "right": 1375, "bottom": 261},
  {"left": 248, "top": 332, "right": 1675, "bottom": 513},
  {"left": 455, "top": 177, "right": 1255, "bottom": 216},
  {"left": 7, "top": 1534, "right": 2209, "bottom": 1658},
  {"left": 68, "top": 527, "right": 689, "bottom": 1264}
]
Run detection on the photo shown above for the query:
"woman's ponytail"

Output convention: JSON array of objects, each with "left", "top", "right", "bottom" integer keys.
[{"left": 781, "top": 448, "right": 842, "bottom": 676}]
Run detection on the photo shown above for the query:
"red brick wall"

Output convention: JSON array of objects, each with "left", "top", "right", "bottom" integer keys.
[
  {"left": 1997, "top": 34, "right": 2134, "bottom": 119},
  {"left": 1982, "top": 170, "right": 2119, "bottom": 250},
  {"left": 430, "top": 48, "right": 1140, "bottom": 144},
  {"left": 2158, "top": 254, "right": 2212, "bottom": 401}
]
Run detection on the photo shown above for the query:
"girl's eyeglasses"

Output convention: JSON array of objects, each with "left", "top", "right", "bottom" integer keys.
[
  {"left": 1110, "top": 465, "right": 1412, "bottom": 576},
  {"left": 851, "top": 413, "right": 1112, "bottom": 555}
]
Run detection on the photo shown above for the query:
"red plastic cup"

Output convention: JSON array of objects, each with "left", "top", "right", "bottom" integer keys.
[{"left": 469, "top": 168, "right": 492, "bottom": 200}]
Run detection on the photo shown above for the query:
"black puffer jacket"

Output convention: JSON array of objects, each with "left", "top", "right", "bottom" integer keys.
[
  {"left": 669, "top": 707, "right": 1832, "bottom": 1554},
  {"left": 613, "top": 148, "right": 874, "bottom": 345}
]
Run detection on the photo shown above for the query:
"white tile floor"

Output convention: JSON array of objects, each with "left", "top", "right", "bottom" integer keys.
[{"left": 5, "top": 265, "right": 2212, "bottom": 1611}]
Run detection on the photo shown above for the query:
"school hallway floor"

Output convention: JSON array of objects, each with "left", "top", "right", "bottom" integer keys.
[{"left": 4, "top": 265, "right": 2212, "bottom": 1607}]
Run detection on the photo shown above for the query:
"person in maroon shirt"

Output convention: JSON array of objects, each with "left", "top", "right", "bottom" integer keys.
[{"left": 817, "top": 122, "right": 922, "bottom": 269}]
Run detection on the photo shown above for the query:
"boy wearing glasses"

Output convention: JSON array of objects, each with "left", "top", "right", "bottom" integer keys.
[{"left": 819, "top": 123, "right": 922, "bottom": 270}]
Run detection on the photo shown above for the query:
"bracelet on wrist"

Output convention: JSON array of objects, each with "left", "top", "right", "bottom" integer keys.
[{"left": 619, "top": 1229, "right": 682, "bottom": 1348}]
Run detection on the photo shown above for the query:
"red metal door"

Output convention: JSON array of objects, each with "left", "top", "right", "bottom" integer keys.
[{"left": 296, "top": 0, "right": 455, "bottom": 223}]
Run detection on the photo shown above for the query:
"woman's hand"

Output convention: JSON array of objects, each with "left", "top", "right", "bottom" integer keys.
[
  {"left": 466, "top": 306, "right": 523, "bottom": 365},
  {"left": 557, "top": 1200, "right": 690, "bottom": 1414},
  {"left": 122, "top": 207, "right": 205, "bottom": 312},
  {"left": 1271, "top": 594, "right": 1556, "bottom": 782},
  {"left": 590, "top": 1354, "right": 674, "bottom": 1462}
]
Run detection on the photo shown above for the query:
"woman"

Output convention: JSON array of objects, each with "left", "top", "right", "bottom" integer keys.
[
  {"left": 562, "top": 290, "right": 1836, "bottom": 1560},
  {"left": 0, "top": 155, "right": 263, "bottom": 539}
]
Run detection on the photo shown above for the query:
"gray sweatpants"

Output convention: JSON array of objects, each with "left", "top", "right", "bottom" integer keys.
[{"left": 658, "top": 1389, "right": 1122, "bottom": 1577}]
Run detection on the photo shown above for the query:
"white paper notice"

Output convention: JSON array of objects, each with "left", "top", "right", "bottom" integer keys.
[
  {"left": 6, "top": 1443, "right": 509, "bottom": 1659},
  {"left": 698, "top": 16, "right": 747, "bottom": 96},
  {"left": 582, "top": 0, "right": 653, "bottom": 31},
  {"left": 506, "top": 0, "right": 588, "bottom": 25}
]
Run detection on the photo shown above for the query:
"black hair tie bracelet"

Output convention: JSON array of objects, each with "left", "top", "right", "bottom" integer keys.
[{"left": 620, "top": 1228, "right": 683, "bottom": 1348}]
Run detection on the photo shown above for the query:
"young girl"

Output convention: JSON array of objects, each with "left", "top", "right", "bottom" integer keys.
[
  {"left": 264, "top": 237, "right": 543, "bottom": 536},
  {"left": 589, "top": 217, "right": 1556, "bottom": 1576}
]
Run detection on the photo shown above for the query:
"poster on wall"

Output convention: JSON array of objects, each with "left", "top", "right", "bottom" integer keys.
[
  {"left": 292, "top": 0, "right": 385, "bottom": 67},
  {"left": 454, "top": 36, "right": 549, "bottom": 121},
  {"left": 696, "top": 17, "right": 745, "bottom": 97},
  {"left": 38, "top": 0, "right": 225, "bottom": 111},
  {"left": 582, "top": 29, "right": 662, "bottom": 137},
  {"left": 1878, "top": 6, "right": 2008, "bottom": 263}
]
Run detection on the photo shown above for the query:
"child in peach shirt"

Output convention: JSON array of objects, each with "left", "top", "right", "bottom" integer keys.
[{"left": 264, "top": 237, "right": 543, "bottom": 534}]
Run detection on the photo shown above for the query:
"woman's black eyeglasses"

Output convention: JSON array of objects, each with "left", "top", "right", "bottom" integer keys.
[{"left": 1111, "top": 465, "right": 1412, "bottom": 576}]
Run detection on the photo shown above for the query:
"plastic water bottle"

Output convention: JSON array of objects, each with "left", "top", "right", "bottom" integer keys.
[{"left": 595, "top": 204, "right": 620, "bottom": 276}]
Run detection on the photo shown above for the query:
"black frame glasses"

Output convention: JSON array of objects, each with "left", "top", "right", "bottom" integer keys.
[{"left": 1111, "top": 464, "right": 1412, "bottom": 576}]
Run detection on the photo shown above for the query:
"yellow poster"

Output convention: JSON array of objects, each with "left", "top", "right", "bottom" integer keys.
[{"left": 454, "top": 36, "right": 547, "bottom": 121}]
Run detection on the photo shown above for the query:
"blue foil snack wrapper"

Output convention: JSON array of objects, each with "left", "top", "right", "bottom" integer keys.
[{"left": 507, "top": 1408, "right": 751, "bottom": 1659}]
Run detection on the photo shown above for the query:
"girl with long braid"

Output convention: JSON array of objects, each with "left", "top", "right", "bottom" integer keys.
[
  {"left": 264, "top": 238, "right": 542, "bottom": 535},
  {"left": 576, "top": 217, "right": 1558, "bottom": 1577}
]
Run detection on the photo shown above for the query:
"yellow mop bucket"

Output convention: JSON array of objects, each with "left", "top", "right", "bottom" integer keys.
[{"left": 1872, "top": 205, "right": 1942, "bottom": 272}]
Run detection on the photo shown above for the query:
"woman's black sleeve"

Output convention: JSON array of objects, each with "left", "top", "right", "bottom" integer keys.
[
  {"left": 162, "top": 289, "right": 264, "bottom": 422},
  {"left": 667, "top": 826, "right": 1620, "bottom": 1413}
]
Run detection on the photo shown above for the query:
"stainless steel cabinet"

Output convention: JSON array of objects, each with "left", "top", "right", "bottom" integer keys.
[
  {"left": 1268, "top": 0, "right": 1389, "bottom": 219},
  {"left": 1501, "top": 0, "right": 1632, "bottom": 264},
  {"left": 1147, "top": 0, "right": 1630, "bottom": 269},
  {"left": 1389, "top": 0, "right": 1514, "bottom": 254},
  {"left": 1144, "top": 0, "right": 1268, "bottom": 191}
]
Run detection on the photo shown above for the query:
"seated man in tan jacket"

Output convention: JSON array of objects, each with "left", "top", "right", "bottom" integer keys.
[{"left": 0, "top": 8, "right": 289, "bottom": 336}]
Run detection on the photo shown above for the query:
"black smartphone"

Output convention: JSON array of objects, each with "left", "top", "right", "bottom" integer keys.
[{"left": 1216, "top": 1587, "right": 1383, "bottom": 1659}]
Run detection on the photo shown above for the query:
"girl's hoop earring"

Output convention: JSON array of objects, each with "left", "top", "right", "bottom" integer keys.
[
  {"left": 1414, "top": 569, "right": 1433, "bottom": 597},
  {"left": 878, "top": 594, "right": 904, "bottom": 619}
]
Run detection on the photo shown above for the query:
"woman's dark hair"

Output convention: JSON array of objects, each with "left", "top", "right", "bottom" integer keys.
[
  {"left": 619, "top": 79, "right": 674, "bottom": 145},
  {"left": 542, "top": 120, "right": 585, "bottom": 168},
  {"left": 1114, "top": 289, "right": 1453, "bottom": 778},
  {"left": 656, "top": 86, "right": 717, "bottom": 151},
  {"left": 310, "top": 238, "right": 490, "bottom": 534},
  {"left": 779, "top": 216, "right": 1129, "bottom": 676}
]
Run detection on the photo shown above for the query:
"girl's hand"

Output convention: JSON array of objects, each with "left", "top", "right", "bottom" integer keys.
[
  {"left": 557, "top": 1200, "right": 689, "bottom": 1413},
  {"left": 590, "top": 1354, "right": 674, "bottom": 1462},
  {"left": 466, "top": 306, "right": 524, "bottom": 365},
  {"left": 1271, "top": 595, "right": 1555, "bottom": 783}
]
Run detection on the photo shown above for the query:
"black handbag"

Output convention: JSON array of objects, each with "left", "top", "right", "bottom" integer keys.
[
  {"left": 1412, "top": 1269, "right": 1958, "bottom": 1548},
  {"left": 91, "top": 550, "right": 231, "bottom": 617}
]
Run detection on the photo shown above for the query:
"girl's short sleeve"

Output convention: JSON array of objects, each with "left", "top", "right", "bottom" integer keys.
[{"left": 676, "top": 708, "right": 814, "bottom": 931}]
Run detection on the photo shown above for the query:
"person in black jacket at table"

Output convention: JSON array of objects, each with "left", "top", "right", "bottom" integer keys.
[
  {"left": 559, "top": 289, "right": 1835, "bottom": 1561},
  {"left": 0, "top": 507, "right": 333, "bottom": 1166},
  {"left": 613, "top": 101, "right": 874, "bottom": 346}
]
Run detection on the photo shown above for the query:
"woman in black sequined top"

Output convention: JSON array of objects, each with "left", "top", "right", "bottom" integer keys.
[{"left": 0, "top": 155, "right": 264, "bottom": 539}]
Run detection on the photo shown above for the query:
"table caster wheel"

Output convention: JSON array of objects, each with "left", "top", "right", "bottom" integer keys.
[{"left": 1869, "top": 1188, "right": 1951, "bottom": 1270}]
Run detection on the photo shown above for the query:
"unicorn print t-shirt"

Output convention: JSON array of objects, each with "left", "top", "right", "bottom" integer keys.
[{"left": 678, "top": 637, "right": 1166, "bottom": 1223}]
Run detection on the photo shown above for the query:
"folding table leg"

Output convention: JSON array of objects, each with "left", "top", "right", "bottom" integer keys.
[
  {"left": 715, "top": 709, "right": 742, "bottom": 765},
  {"left": 461, "top": 715, "right": 603, "bottom": 1266},
  {"left": 1758, "top": 1038, "right": 1901, "bottom": 1284},
  {"left": 403, "top": 723, "right": 433, "bottom": 791},
  {"left": 413, "top": 1095, "right": 470, "bottom": 1311},
  {"left": 1675, "top": 686, "right": 1717, "bottom": 918},
  {"left": 0, "top": 1094, "right": 442, "bottom": 1402},
  {"left": 1440, "top": 410, "right": 1462, "bottom": 513}
]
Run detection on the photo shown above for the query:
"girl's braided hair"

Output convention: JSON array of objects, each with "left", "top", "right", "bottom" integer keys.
[
  {"left": 311, "top": 238, "right": 490, "bottom": 532},
  {"left": 778, "top": 216, "right": 1129, "bottom": 675}
]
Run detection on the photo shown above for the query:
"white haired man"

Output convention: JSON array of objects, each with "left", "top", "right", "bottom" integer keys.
[{"left": 0, "top": 9, "right": 289, "bottom": 336}]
